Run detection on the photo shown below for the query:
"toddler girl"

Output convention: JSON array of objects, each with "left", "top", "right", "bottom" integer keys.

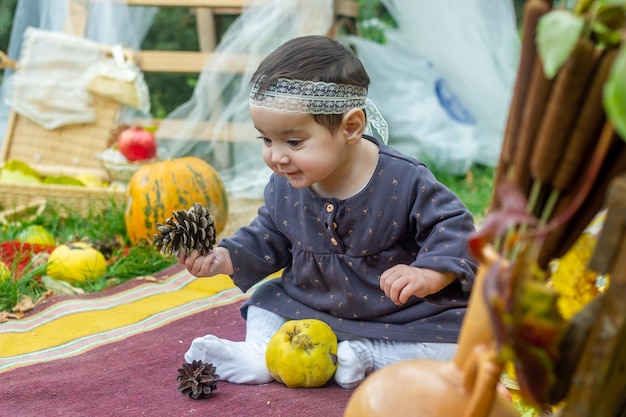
[{"left": 179, "top": 35, "right": 477, "bottom": 389}]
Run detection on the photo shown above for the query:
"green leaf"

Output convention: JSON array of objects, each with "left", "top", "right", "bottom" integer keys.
[
  {"left": 595, "top": 0, "right": 626, "bottom": 6},
  {"left": 0, "top": 160, "right": 42, "bottom": 184},
  {"left": 604, "top": 45, "right": 626, "bottom": 142},
  {"left": 537, "top": 10, "right": 585, "bottom": 79},
  {"left": 591, "top": 21, "right": 623, "bottom": 46},
  {"left": 42, "top": 275, "right": 84, "bottom": 295},
  {"left": 594, "top": 3, "right": 626, "bottom": 32},
  {"left": 575, "top": 0, "right": 596, "bottom": 14},
  {"left": 42, "top": 175, "right": 85, "bottom": 186}
]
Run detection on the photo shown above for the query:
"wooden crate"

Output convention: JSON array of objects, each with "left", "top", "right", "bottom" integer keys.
[{"left": 0, "top": 95, "right": 126, "bottom": 216}]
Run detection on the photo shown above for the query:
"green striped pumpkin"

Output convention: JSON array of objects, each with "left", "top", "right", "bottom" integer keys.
[{"left": 124, "top": 157, "right": 228, "bottom": 245}]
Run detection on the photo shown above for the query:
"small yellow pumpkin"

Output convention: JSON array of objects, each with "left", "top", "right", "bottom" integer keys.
[
  {"left": 124, "top": 157, "right": 229, "bottom": 245},
  {"left": 47, "top": 242, "right": 107, "bottom": 284}
]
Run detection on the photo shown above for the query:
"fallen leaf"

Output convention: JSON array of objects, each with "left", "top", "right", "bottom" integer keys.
[
  {"left": 37, "top": 289, "right": 57, "bottom": 303},
  {"left": 1, "top": 311, "right": 25, "bottom": 321},
  {"left": 12, "top": 296, "right": 35, "bottom": 313},
  {"left": 0, "top": 311, "right": 10, "bottom": 323},
  {"left": 137, "top": 275, "right": 163, "bottom": 283},
  {"left": 42, "top": 275, "right": 85, "bottom": 295},
  {"left": 104, "top": 277, "right": 122, "bottom": 289},
  {"left": 30, "top": 252, "right": 50, "bottom": 269}
]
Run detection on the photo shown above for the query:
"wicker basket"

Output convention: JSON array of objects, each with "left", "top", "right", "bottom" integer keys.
[{"left": 0, "top": 95, "right": 126, "bottom": 216}]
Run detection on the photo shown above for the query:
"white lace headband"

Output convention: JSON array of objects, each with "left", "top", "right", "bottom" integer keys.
[{"left": 249, "top": 78, "right": 389, "bottom": 144}]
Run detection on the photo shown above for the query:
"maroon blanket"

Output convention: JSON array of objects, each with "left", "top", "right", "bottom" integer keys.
[{"left": 0, "top": 300, "right": 354, "bottom": 417}]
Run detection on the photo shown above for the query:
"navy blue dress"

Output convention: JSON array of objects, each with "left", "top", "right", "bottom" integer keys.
[{"left": 219, "top": 135, "right": 478, "bottom": 343}]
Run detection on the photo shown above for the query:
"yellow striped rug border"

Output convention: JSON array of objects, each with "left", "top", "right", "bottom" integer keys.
[{"left": 0, "top": 270, "right": 240, "bottom": 371}]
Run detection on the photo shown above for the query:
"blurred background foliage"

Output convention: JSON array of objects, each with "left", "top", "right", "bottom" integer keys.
[{"left": 0, "top": 0, "right": 16, "bottom": 60}]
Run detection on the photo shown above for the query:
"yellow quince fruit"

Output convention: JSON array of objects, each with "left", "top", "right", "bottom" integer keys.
[
  {"left": 0, "top": 261, "right": 10, "bottom": 282},
  {"left": 17, "top": 225, "right": 56, "bottom": 246},
  {"left": 47, "top": 242, "right": 107, "bottom": 284},
  {"left": 265, "top": 319, "right": 338, "bottom": 388}
]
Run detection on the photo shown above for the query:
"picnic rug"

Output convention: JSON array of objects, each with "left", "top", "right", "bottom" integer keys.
[{"left": 0, "top": 265, "right": 354, "bottom": 417}]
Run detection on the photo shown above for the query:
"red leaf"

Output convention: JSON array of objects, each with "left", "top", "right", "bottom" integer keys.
[
  {"left": 468, "top": 181, "right": 537, "bottom": 259},
  {"left": 0, "top": 241, "right": 55, "bottom": 280}
]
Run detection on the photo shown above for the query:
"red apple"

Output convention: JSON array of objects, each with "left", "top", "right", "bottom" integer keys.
[{"left": 117, "top": 126, "right": 157, "bottom": 162}]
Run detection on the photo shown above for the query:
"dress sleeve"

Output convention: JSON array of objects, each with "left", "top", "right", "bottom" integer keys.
[
  {"left": 409, "top": 165, "right": 478, "bottom": 294},
  {"left": 218, "top": 178, "right": 292, "bottom": 292}
]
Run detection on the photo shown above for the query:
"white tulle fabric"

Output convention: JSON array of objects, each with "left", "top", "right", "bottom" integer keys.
[
  {"left": 156, "top": 0, "right": 336, "bottom": 198},
  {"left": 348, "top": 0, "right": 520, "bottom": 174}
]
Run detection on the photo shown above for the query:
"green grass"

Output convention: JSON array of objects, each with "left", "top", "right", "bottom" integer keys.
[
  {"left": 433, "top": 164, "right": 495, "bottom": 222},
  {"left": 0, "top": 201, "right": 176, "bottom": 313}
]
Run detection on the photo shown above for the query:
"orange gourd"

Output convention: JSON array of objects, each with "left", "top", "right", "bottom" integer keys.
[{"left": 124, "top": 157, "right": 228, "bottom": 245}]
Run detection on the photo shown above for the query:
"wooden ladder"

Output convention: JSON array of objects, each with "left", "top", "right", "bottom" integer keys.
[{"left": 127, "top": 0, "right": 358, "bottom": 74}]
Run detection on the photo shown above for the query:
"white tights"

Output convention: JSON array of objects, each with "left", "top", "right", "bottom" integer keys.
[{"left": 184, "top": 306, "right": 457, "bottom": 388}]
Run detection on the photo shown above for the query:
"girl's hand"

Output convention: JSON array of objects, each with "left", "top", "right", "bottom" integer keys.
[
  {"left": 178, "top": 247, "right": 234, "bottom": 277},
  {"left": 379, "top": 265, "right": 455, "bottom": 305}
]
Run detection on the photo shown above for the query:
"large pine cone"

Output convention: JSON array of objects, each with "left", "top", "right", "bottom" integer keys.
[
  {"left": 153, "top": 202, "right": 216, "bottom": 256},
  {"left": 176, "top": 360, "right": 219, "bottom": 399}
]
